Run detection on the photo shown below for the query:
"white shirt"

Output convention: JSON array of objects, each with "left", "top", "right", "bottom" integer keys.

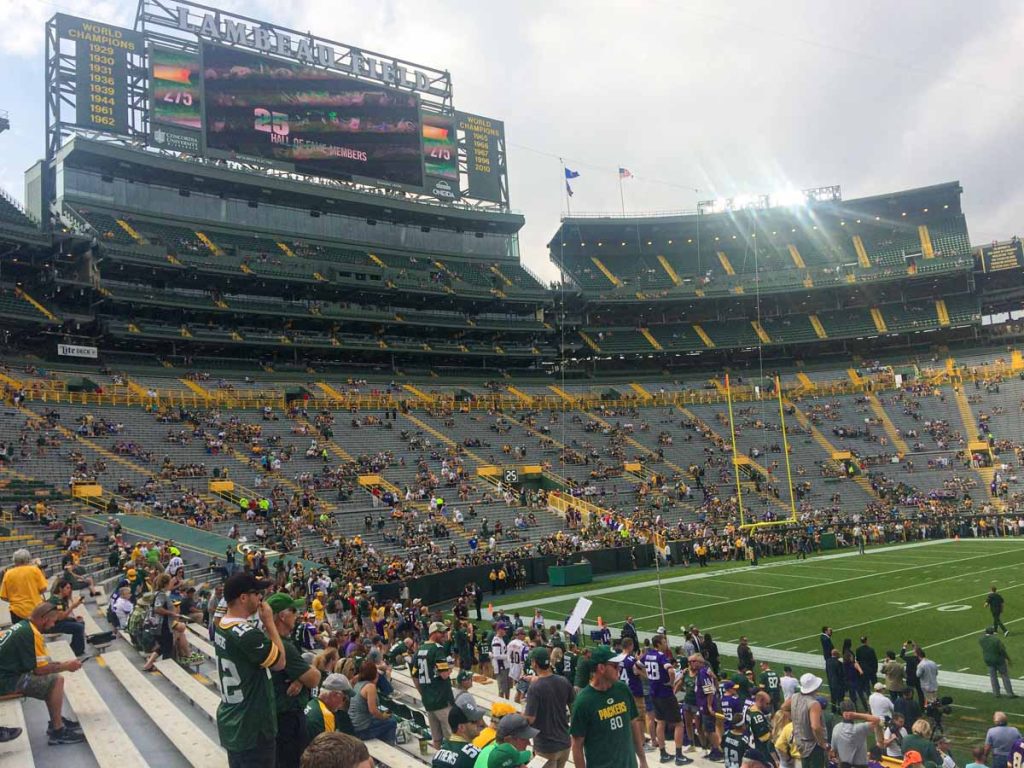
[
  {"left": 490, "top": 634, "right": 508, "bottom": 675},
  {"left": 506, "top": 638, "right": 528, "bottom": 680},
  {"left": 869, "top": 691, "right": 894, "bottom": 720},
  {"left": 780, "top": 675, "right": 800, "bottom": 701},
  {"left": 884, "top": 725, "right": 907, "bottom": 757}
]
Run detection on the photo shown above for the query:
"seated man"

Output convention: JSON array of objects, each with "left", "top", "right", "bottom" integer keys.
[
  {"left": 304, "top": 673, "right": 356, "bottom": 742},
  {"left": 0, "top": 602, "right": 85, "bottom": 745},
  {"left": 47, "top": 579, "right": 87, "bottom": 657}
]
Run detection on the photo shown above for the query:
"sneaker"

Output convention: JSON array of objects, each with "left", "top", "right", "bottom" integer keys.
[
  {"left": 0, "top": 726, "right": 22, "bottom": 743},
  {"left": 707, "top": 749, "right": 725, "bottom": 762},
  {"left": 47, "top": 718, "right": 82, "bottom": 735},
  {"left": 684, "top": 745, "right": 697, "bottom": 754},
  {"left": 676, "top": 754, "right": 693, "bottom": 765},
  {"left": 1005, "top": 630, "right": 1010, "bottom": 637},
  {"left": 660, "top": 751, "right": 673, "bottom": 763},
  {"left": 48, "top": 727, "right": 86, "bottom": 745}
]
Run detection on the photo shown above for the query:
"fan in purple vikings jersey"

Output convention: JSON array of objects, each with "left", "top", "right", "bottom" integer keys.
[
  {"left": 719, "top": 682, "right": 742, "bottom": 727},
  {"left": 1008, "top": 738, "right": 1024, "bottom": 768},
  {"left": 619, "top": 638, "right": 649, "bottom": 741},
  {"left": 690, "top": 653, "right": 724, "bottom": 762},
  {"left": 642, "top": 635, "right": 690, "bottom": 765}
]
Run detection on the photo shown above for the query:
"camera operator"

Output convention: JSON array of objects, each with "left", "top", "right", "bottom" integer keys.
[{"left": 882, "top": 713, "right": 907, "bottom": 759}]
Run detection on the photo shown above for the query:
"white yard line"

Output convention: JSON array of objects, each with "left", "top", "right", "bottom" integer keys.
[{"left": 490, "top": 539, "right": 960, "bottom": 615}]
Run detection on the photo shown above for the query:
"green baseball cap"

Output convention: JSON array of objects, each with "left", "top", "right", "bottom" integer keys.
[
  {"left": 488, "top": 742, "right": 533, "bottom": 768},
  {"left": 457, "top": 669, "right": 474, "bottom": 683},
  {"left": 529, "top": 647, "right": 551, "bottom": 668},
  {"left": 265, "top": 592, "right": 306, "bottom": 614},
  {"left": 590, "top": 646, "right": 626, "bottom": 664}
]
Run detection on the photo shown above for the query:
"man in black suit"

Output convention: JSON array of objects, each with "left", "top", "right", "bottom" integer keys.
[
  {"left": 856, "top": 635, "right": 879, "bottom": 699},
  {"left": 821, "top": 626, "right": 834, "bottom": 662},
  {"left": 621, "top": 615, "right": 638, "bottom": 644}
]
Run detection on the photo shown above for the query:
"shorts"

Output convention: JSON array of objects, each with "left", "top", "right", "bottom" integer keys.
[
  {"left": 515, "top": 677, "right": 530, "bottom": 695},
  {"left": 535, "top": 748, "right": 571, "bottom": 768},
  {"left": 496, "top": 669, "right": 510, "bottom": 698},
  {"left": 801, "top": 745, "right": 827, "bottom": 768},
  {"left": 427, "top": 706, "right": 452, "bottom": 743},
  {"left": 16, "top": 672, "right": 58, "bottom": 700},
  {"left": 701, "top": 711, "right": 717, "bottom": 732},
  {"left": 653, "top": 695, "right": 682, "bottom": 724},
  {"left": 644, "top": 693, "right": 654, "bottom": 713}
]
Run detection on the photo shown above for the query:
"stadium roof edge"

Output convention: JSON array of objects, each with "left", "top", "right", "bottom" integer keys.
[
  {"left": 54, "top": 136, "right": 526, "bottom": 235},
  {"left": 547, "top": 180, "right": 963, "bottom": 247}
]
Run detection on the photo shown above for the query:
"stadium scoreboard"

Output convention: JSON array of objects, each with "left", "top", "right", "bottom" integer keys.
[{"left": 45, "top": 0, "right": 510, "bottom": 209}]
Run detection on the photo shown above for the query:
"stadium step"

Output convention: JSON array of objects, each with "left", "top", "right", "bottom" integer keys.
[
  {"left": 656, "top": 254, "right": 682, "bottom": 286},
  {"left": 276, "top": 241, "right": 295, "bottom": 257},
  {"left": 628, "top": 382, "right": 653, "bottom": 400},
  {"left": 935, "top": 299, "right": 951, "bottom": 327},
  {"left": 1014, "top": 350, "right": 1024, "bottom": 372},
  {"left": 402, "top": 383, "right": 434, "bottom": 403},
  {"left": 589, "top": 256, "right": 623, "bottom": 287},
  {"left": 505, "top": 386, "right": 534, "bottom": 405},
  {"left": 918, "top": 224, "right": 935, "bottom": 258},
  {"left": 785, "top": 401, "right": 881, "bottom": 501},
  {"left": 852, "top": 234, "right": 872, "bottom": 267},
  {"left": 0, "top": 694, "right": 31, "bottom": 765},
  {"left": 865, "top": 393, "right": 911, "bottom": 456},
  {"left": 154, "top": 658, "right": 220, "bottom": 720},
  {"left": 795, "top": 372, "right": 814, "bottom": 390},
  {"left": 103, "top": 651, "right": 226, "bottom": 768},
  {"left": 547, "top": 385, "right": 576, "bottom": 403},
  {"left": 846, "top": 368, "right": 865, "bottom": 386},
  {"left": 116, "top": 218, "right": 146, "bottom": 244},
  {"left": 178, "top": 378, "right": 212, "bottom": 398},
  {"left": 49, "top": 641, "right": 151, "bottom": 767},
  {"left": 315, "top": 381, "right": 346, "bottom": 402},
  {"left": 808, "top": 314, "right": 828, "bottom": 339},
  {"left": 692, "top": 324, "right": 715, "bottom": 348},
  {"left": 750, "top": 320, "right": 772, "bottom": 344},
  {"left": 124, "top": 378, "right": 153, "bottom": 399},
  {"left": 578, "top": 330, "right": 601, "bottom": 352},
  {"left": 715, "top": 250, "right": 736, "bottom": 275},
  {"left": 639, "top": 327, "right": 663, "bottom": 350},
  {"left": 14, "top": 287, "right": 57, "bottom": 321},
  {"left": 368, "top": 252, "right": 386, "bottom": 268},
  {"left": 787, "top": 244, "right": 805, "bottom": 269},
  {"left": 193, "top": 231, "right": 223, "bottom": 255},
  {"left": 0, "top": 370, "right": 25, "bottom": 390},
  {"left": 869, "top": 307, "right": 888, "bottom": 333},
  {"left": 489, "top": 264, "right": 513, "bottom": 286}
]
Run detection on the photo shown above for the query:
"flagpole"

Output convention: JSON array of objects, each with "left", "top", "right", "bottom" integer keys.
[
  {"left": 618, "top": 173, "right": 626, "bottom": 215},
  {"left": 560, "top": 158, "right": 572, "bottom": 216}
]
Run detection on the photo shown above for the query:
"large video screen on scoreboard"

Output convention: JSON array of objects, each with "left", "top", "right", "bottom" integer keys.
[{"left": 202, "top": 44, "right": 423, "bottom": 187}]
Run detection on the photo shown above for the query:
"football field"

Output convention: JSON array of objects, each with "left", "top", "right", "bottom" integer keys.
[{"left": 491, "top": 538, "right": 1024, "bottom": 681}]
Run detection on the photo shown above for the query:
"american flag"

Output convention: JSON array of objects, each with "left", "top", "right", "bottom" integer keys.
[{"left": 618, "top": 167, "right": 634, "bottom": 179}]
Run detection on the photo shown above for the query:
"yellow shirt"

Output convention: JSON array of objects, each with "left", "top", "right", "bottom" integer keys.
[
  {"left": 312, "top": 598, "right": 325, "bottom": 622},
  {"left": 31, "top": 621, "right": 49, "bottom": 668},
  {"left": 0, "top": 564, "right": 47, "bottom": 618}
]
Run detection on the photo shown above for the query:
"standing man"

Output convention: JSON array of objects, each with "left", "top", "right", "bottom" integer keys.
[
  {"left": 569, "top": 646, "right": 649, "bottom": 768},
  {"left": 642, "top": 634, "right": 687, "bottom": 765},
  {"left": 915, "top": 648, "right": 939, "bottom": 704},
  {"left": 473, "top": 583, "right": 484, "bottom": 622},
  {"left": 881, "top": 651, "right": 906, "bottom": 702},
  {"left": 524, "top": 647, "right": 575, "bottom": 768},
  {"left": 691, "top": 653, "right": 723, "bottom": 762},
  {"left": 268, "top": 592, "right": 321, "bottom": 768},
  {"left": 820, "top": 627, "right": 834, "bottom": 663},
  {"left": 621, "top": 616, "right": 639, "bottom": 645},
  {"left": 780, "top": 666, "right": 800, "bottom": 702},
  {"left": 744, "top": 692, "right": 776, "bottom": 766},
  {"left": 983, "top": 712, "right": 1021, "bottom": 768},
  {"left": 900, "top": 643, "right": 923, "bottom": 707},
  {"left": 736, "top": 637, "right": 754, "bottom": 674},
  {"left": 868, "top": 683, "right": 894, "bottom": 722},
  {"left": 856, "top": 636, "right": 879, "bottom": 696},
  {"left": 781, "top": 673, "right": 829, "bottom": 768},
  {"left": 619, "top": 638, "right": 647, "bottom": 741},
  {"left": 986, "top": 586, "right": 1009, "bottom": 636},
  {"left": 506, "top": 627, "right": 529, "bottom": 705},
  {"left": 0, "top": 548, "right": 47, "bottom": 623},
  {"left": 214, "top": 572, "right": 285, "bottom": 768},
  {"left": 831, "top": 701, "right": 882, "bottom": 768},
  {"left": 412, "top": 620, "right": 455, "bottom": 750},
  {"left": 979, "top": 626, "right": 1016, "bottom": 698},
  {"left": 491, "top": 622, "right": 511, "bottom": 700},
  {"left": 757, "top": 661, "right": 782, "bottom": 712}
]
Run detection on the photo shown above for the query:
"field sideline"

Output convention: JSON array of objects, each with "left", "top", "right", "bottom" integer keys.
[{"left": 488, "top": 538, "right": 1024, "bottom": 682}]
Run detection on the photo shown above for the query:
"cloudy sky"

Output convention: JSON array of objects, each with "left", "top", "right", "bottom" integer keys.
[{"left": 1, "top": 0, "right": 1021, "bottom": 281}]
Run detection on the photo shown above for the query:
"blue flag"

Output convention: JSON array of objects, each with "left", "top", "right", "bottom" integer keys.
[{"left": 564, "top": 167, "right": 580, "bottom": 179}]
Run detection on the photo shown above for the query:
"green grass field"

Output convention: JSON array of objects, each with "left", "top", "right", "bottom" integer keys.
[{"left": 484, "top": 538, "right": 1024, "bottom": 751}]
